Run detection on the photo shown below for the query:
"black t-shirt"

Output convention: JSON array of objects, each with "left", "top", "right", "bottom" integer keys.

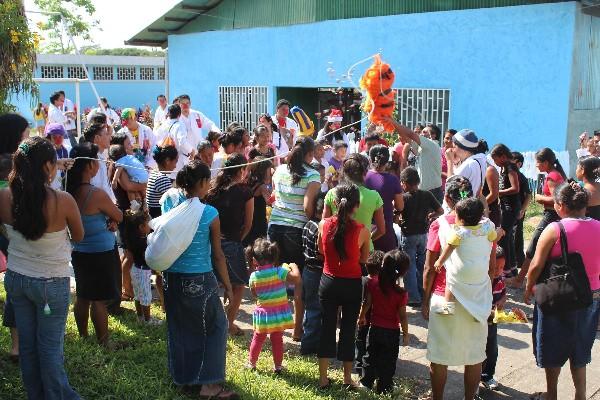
[
  {"left": 517, "top": 170, "right": 532, "bottom": 206},
  {"left": 207, "top": 183, "right": 253, "bottom": 242},
  {"left": 499, "top": 164, "right": 521, "bottom": 211},
  {"left": 400, "top": 189, "right": 441, "bottom": 235}
]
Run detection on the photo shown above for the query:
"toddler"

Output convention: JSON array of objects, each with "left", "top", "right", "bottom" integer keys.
[
  {"left": 358, "top": 250, "right": 410, "bottom": 394},
  {"left": 246, "top": 238, "right": 301, "bottom": 373},
  {"left": 122, "top": 205, "right": 162, "bottom": 325},
  {"left": 434, "top": 197, "right": 497, "bottom": 315},
  {"left": 110, "top": 143, "right": 148, "bottom": 202}
]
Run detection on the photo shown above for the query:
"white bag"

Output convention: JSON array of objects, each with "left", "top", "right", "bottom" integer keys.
[{"left": 145, "top": 197, "right": 205, "bottom": 271}]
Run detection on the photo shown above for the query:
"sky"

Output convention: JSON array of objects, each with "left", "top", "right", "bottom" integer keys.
[{"left": 23, "top": 0, "right": 180, "bottom": 50}]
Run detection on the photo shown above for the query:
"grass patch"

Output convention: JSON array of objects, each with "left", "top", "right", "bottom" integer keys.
[
  {"left": 523, "top": 201, "right": 544, "bottom": 241},
  {"left": 0, "top": 286, "right": 418, "bottom": 399}
]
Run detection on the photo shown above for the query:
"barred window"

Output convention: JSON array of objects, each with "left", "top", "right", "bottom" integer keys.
[
  {"left": 40, "top": 65, "right": 64, "bottom": 79},
  {"left": 93, "top": 66, "right": 113, "bottom": 80},
  {"left": 396, "top": 88, "right": 451, "bottom": 136},
  {"left": 117, "top": 66, "right": 136, "bottom": 80},
  {"left": 139, "top": 67, "right": 155, "bottom": 80},
  {"left": 67, "top": 66, "right": 87, "bottom": 79},
  {"left": 219, "top": 86, "right": 268, "bottom": 131},
  {"left": 157, "top": 67, "right": 165, "bottom": 80}
]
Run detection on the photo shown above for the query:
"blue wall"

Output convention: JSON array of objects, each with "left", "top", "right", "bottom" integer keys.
[{"left": 168, "top": 2, "right": 576, "bottom": 152}]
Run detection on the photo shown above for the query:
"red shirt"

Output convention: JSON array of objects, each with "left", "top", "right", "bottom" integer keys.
[
  {"left": 543, "top": 170, "right": 564, "bottom": 196},
  {"left": 322, "top": 217, "right": 363, "bottom": 279},
  {"left": 367, "top": 276, "right": 408, "bottom": 329},
  {"left": 426, "top": 214, "right": 457, "bottom": 296}
]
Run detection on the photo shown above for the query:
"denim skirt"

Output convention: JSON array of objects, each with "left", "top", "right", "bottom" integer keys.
[{"left": 163, "top": 271, "right": 228, "bottom": 385}]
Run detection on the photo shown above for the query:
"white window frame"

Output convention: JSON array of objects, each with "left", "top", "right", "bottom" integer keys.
[
  {"left": 93, "top": 66, "right": 113, "bottom": 80},
  {"left": 40, "top": 65, "right": 64, "bottom": 79},
  {"left": 67, "top": 66, "right": 87, "bottom": 79},
  {"left": 139, "top": 67, "right": 155, "bottom": 80},
  {"left": 219, "top": 86, "right": 268, "bottom": 131},
  {"left": 117, "top": 66, "right": 136, "bottom": 80},
  {"left": 157, "top": 67, "right": 165, "bottom": 80}
]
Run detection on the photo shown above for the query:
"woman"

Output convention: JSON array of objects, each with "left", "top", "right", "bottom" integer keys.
[
  {"left": 162, "top": 161, "right": 239, "bottom": 400},
  {"left": 525, "top": 182, "right": 600, "bottom": 400},
  {"left": 576, "top": 156, "right": 600, "bottom": 220},
  {"left": 491, "top": 144, "right": 521, "bottom": 277},
  {"left": 205, "top": 153, "right": 254, "bottom": 336},
  {"left": 242, "top": 156, "right": 273, "bottom": 248},
  {"left": 317, "top": 183, "right": 370, "bottom": 390},
  {"left": 1, "top": 137, "right": 84, "bottom": 399},
  {"left": 422, "top": 176, "right": 494, "bottom": 400},
  {"left": 364, "top": 145, "right": 403, "bottom": 252},
  {"left": 258, "top": 113, "right": 277, "bottom": 143},
  {"left": 324, "top": 153, "right": 385, "bottom": 250},
  {"left": 513, "top": 148, "right": 566, "bottom": 286},
  {"left": 446, "top": 129, "right": 488, "bottom": 196},
  {"left": 269, "top": 137, "right": 321, "bottom": 340},
  {"left": 67, "top": 143, "right": 123, "bottom": 347},
  {"left": 482, "top": 153, "right": 501, "bottom": 227},
  {"left": 441, "top": 129, "right": 456, "bottom": 191}
]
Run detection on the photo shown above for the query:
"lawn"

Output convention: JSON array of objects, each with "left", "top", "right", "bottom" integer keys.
[
  {"left": 523, "top": 201, "right": 544, "bottom": 241},
  {"left": 0, "top": 286, "right": 418, "bottom": 400}
]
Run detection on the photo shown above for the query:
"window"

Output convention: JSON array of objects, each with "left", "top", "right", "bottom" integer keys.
[
  {"left": 157, "top": 67, "right": 165, "bottom": 80},
  {"left": 40, "top": 65, "right": 64, "bottom": 78},
  {"left": 139, "top": 67, "right": 155, "bottom": 80},
  {"left": 67, "top": 66, "right": 87, "bottom": 79},
  {"left": 219, "top": 86, "right": 268, "bottom": 131},
  {"left": 93, "top": 66, "right": 113, "bottom": 80},
  {"left": 117, "top": 66, "right": 136, "bottom": 80},
  {"left": 396, "top": 88, "right": 451, "bottom": 136}
]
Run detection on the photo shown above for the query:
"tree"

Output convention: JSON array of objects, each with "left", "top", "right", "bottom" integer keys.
[
  {"left": 0, "top": 0, "right": 39, "bottom": 113},
  {"left": 34, "top": 0, "right": 98, "bottom": 54},
  {"left": 81, "top": 46, "right": 165, "bottom": 57}
]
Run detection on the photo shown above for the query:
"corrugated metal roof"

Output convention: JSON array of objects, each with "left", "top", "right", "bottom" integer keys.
[{"left": 127, "top": 0, "right": 574, "bottom": 47}]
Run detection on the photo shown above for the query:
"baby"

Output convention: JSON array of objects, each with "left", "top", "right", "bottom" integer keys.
[
  {"left": 434, "top": 197, "right": 497, "bottom": 315},
  {"left": 109, "top": 144, "right": 148, "bottom": 202}
]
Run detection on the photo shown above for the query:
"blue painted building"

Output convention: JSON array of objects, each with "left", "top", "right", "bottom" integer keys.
[
  {"left": 12, "top": 53, "right": 166, "bottom": 123},
  {"left": 128, "top": 0, "right": 600, "bottom": 171}
]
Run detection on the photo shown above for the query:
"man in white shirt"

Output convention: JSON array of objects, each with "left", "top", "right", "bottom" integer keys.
[
  {"left": 272, "top": 99, "right": 299, "bottom": 162},
  {"left": 117, "top": 108, "right": 156, "bottom": 167},
  {"left": 154, "top": 104, "right": 189, "bottom": 175},
  {"left": 58, "top": 90, "right": 78, "bottom": 147},
  {"left": 86, "top": 97, "right": 121, "bottom": 127},
  {"left": 153, "top": 94, "right": 168, "bottom": 129},
  {"left": 47, "top": 91, "right": 75, "bottom": 131},
  {"left": 177, "top": 94, "right": 220, "bottom": 154}
]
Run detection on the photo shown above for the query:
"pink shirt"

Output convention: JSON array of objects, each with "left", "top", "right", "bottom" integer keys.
[
  {"left": 427, "top": 214, "right": 457, "bottom": 296},
  {"left": 550, "top": 218, "right": 600, "bottom": 291}
]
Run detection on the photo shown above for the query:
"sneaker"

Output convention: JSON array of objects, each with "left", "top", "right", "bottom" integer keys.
[
  {"left": 144, "top": 317, "right": 163, "bottom": 326},
  {"left": 245, "top": 363, "right": 256, "bottom": 371},
  {"left": 482, "top": 378, "right": 500, "bottom": 390},
  {"left": 435, "top": 302, "right": 456, "bottom": 315}
]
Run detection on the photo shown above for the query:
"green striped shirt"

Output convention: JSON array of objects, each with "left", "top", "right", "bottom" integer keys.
[{"left": 270, "top": 165, "right": 321, "bottom": 229}]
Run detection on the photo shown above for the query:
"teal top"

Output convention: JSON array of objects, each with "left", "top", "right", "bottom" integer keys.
[
  {"left": 162, "top": 191, "right": 220, "bottom": 274},
  {"left": 73, "top": 186, "right": 116, "bottom": 253}
]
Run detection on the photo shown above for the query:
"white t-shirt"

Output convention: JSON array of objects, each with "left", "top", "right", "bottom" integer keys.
[
  {"left": 314, "top": 157, "right": 329, "bottom": 192},
  {"left": 47, "top": 104, "right": 67, "bottom": 127},
  {"left": 272, "top": 116, "right": 299, "bottom": 160},
  {"left": 61, "top": 98, "right": 76, "bottom": 130},
  {"left": 154, "top": 105, "right": 168, "bottom": 129},
  {"left": 90, "top": 151, "right": 116, "bottom": 203},
  {"left": 87, "top": 107, "right": 121, "bottom": 127},
  {"left": 454, "top": 153, "right": 488, "bottom": 195}
]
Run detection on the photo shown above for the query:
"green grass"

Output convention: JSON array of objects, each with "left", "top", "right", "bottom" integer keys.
[
  {"left": 0, "top": 286, "right": 418, "bottom": 400},
  {"left": 524, "top": 201, "right": 544, "bottom": 241}
]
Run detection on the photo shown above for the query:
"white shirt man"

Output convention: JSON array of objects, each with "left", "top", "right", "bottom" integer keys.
[
  {"left": 272, "top": 100, "right": 299, "bottom": 160},
  {"left": 87, "top": 105, "right": 121, "bottom": 127},
  {"left": 47, "top": 103, "right": 67, "bottom": 127},
  {"left": 61, "top": 97, "right": 76, "bottom": 131},
  {"left": 179, "top": 109, "right": 220, "bottom": 145},
  {"left": 154, "top": 117, "right": 189, "bottom": 174},
  {"left": 154, "top": 95, "right": 168, "bottom": 129}
]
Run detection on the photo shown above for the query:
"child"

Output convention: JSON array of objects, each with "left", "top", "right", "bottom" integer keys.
[
  {"left": 313, "top": 140, "right": 331, "bottom": 192},
  {"left": 399, "top": 167, "right": 443, "bottom": 306},
  {"left": 481, "top": 245, "right": 506, "bottom": 391},
  {"left": 122, "top": 205, "right": 162, "bottom": 325},
  {"left": 327, "top": 141, "right": 348, "bottom": 186},
  {"left": 358, "top": 250, "right": 410, "bottom": 394},
  {"left": 207, "top": 130, "right": 222, "bottom": 152},
  {"left": 109, "top": 144, "right": 148, "bottom": 202},
  {"left": 310, "top": 161, "right": 327, "bottom": 193},
  {"left": 434, "top": 197, "right": 497, "bottom": 315},
  {"left": 355, "top": 250, "right": 384, "bottom": 376},
  {"left": 246, "top": 238, "right": 301, "bottom": 373}
]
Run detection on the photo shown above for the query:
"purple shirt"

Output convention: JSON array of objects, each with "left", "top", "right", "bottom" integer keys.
[{"left": 365, "top": 170, "right": 403, "bottom": 251}]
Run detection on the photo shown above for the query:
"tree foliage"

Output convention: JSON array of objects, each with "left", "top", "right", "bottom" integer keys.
[
  {"left": 34, "top": 0, "right": 98, "bottom": 54},
  {"left": 0, "top": 0, "right": 39, "bottom": 113},
  {"left": 81, "top": 46, "right": 165, "bottom": 57}
]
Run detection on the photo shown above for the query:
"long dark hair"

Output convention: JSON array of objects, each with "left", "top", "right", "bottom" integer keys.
[
  {"left": 0, "top": 113, "right": 28, "bottom": 154},
  {"left": 578, "top": 156, "right": 600, "bottom": 183},
  {"left": 206, "top": 153, "right": 246, "bottom": 201},
  {"left": 66, "top": 143, "right": 99, "bottom": 196},
  {"left": 536, "top": 148, "right": 567, "bottom": 180},
  {"left": 342, "top": 153, "right": 369, "bottom": 184},
  {"left": 288, "top": 136, "right": 315, "bottom": 185},
  {"left": 490, "top": 143, "right": 513, "bottom": 167},
  {"left": 379, "top": 250, "right": 410, "bottom": 295},
  {"left": 9, "top": 137, "right": 57, "bottom": 240},
  {"left": 369, "top": 144, "right": 390, "bottom": 170},
  {"left": 245, "top": 156, "right": 272, "bottom": 189},
  {"left": 175, "top": 160, "right": 211, "bottom": 197},
  {"left": 332, "top": 183, "right": 360, "bottom": 260}
]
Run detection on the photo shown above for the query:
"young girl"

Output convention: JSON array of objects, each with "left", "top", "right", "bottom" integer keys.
[
  {"left": 122, "top": 206, "right": 162, "bottom": 325},
  {"left": 434, "top": 197, "right": 497, "bottom": 315},
  {"left": 246, "top": 238, "right": 301, "bottom": 372},
  {"left": 358, "top": 250, "right": 410, "bottom": 394},
  {"left": 248, "top": 125, "right": 278, "bottom": 166}
]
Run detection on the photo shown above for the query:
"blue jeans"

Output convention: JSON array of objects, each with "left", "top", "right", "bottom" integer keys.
[
  {"left": 4, "top": 270, "right": 79, "bottom": 400},
  {"left": 300, "top": 266, "right": 322, "bottom": 355},
  {"left": 400, "top": 233, "right": 427, "bottom": 303},
  {"left": 163, "top": 271, "right": 228, "bottom": 385}
]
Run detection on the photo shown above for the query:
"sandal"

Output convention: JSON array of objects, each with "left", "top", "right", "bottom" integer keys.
[
  {"left": 530, "top": 392, "right": 546, "bottom": 400},
  {"left": 318, "top": 378, "right": 333, "bottom": 390},
  {"left": 198, "top": 386, "right": 240, "bottom": 400},
  {"left": 121, "top": 293, "right": 134, "bottom": 302}
]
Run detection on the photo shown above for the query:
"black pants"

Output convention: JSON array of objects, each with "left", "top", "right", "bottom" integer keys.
[
  {"left": 514, "top": 217, "right": 525, "bottom": 268},
  {"left": 499, "top": 207, "right": 520, "bottom": 277},
  {"left": 318, "top": 274, "right": 361, "bottom": 361},
  {"left": 361, "top": 326, "right": 400, "bottom": 394},
  {"left": 355, "top": 324, "right": 369, "bottom": 375},
  {"left": 526, "top": 209, "right": 560, "bottom": 259},
  {"left": 481, "top": 323, "right": 498, "bottom": 381}
]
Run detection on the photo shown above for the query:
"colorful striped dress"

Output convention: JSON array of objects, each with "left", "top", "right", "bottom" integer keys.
[{"left": 249, "top": 264, "right": 294, "bottom": 333}]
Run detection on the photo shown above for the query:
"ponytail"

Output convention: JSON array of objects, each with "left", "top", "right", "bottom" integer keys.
[
  {"left": 536, "top": 148, "right": 567, "bottom": 180},
  {"left": 206, "top": 153, "right": 246, "bottom": 201},
  {"left": 287, "top": 136, "right": 315, "bottom": 185},
  {"left": 554, "top": 159, "right": 567, "bottom": 181},
  {"left": 378, "top": 250, "right": 409, "bottom": 295},
  {"left": 332, "top": 183, "right": 360, "bottom": 260}
]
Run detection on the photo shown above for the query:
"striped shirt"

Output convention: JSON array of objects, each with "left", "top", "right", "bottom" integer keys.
[
  {"left": 270, "top": 164, "right": 320, "bottom": 229},
  {"left": 146, "top": 170, "right": 173, "bottom": 209},
  {"left": 302, "top": 220, "right": 322, "bottom": 269}
]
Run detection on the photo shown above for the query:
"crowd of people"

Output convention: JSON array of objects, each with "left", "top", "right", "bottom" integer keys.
[{"left": 0, "top": 90, "right": 599, "bottom": 400}]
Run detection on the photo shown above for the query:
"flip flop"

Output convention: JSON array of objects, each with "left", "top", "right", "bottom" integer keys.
[
  {"left": 318, "top": 378, "right": 333, "bottom": 390},
  {"left": 198, "top": 387, "right": 240, "bottom": 400},
  {"left": 121, "top": 293, "right": 134, "bottom": 301}
]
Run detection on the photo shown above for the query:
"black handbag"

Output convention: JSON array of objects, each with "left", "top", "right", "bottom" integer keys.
[{"left": 534, "top": 221, "right": 593, "bottom": 315}]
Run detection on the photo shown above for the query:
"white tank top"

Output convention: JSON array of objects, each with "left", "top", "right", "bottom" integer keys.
[{"left": 5, "top": 225, "right": 72, "bottom": 278}]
